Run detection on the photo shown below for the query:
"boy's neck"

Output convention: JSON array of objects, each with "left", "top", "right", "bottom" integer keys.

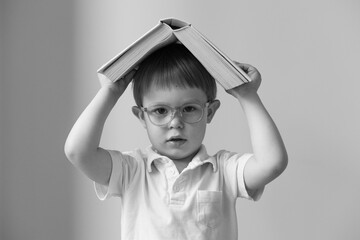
[
  {"left": 151, "top": 146, "right": 201, "bottom": 173},
  {"left": 171, "top": 148, "right": 200, "bottom": 173},
  {"left": 172, "top": 158, "right": 191, "bottom": 173}
]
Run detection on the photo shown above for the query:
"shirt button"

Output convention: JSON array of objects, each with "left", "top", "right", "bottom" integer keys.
[
  {"left": 178, "top": 177, "right": 186, "bottom": 184},
  {"left": 167, "top": 168, "right": 176, "bottom": 176}
]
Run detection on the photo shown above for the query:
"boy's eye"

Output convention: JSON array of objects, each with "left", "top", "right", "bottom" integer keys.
[
  {"left": 183, "top": 105, "right": 200, "bottom": 113},
  {"left": 151, "top": 107, "right": 169, "bottom": 115}
]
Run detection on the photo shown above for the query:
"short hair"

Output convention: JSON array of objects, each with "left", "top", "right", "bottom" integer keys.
[{"left": 132, "top": 43, "right": 217, "bottom": 107}]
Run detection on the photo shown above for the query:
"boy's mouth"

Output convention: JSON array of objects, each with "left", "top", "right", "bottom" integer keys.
[
  {"left": 167, "top": 137, "right": 186, "bottom": 142},
  {"left": 167, "top": 136, "right": 186, "bottom": 145}
]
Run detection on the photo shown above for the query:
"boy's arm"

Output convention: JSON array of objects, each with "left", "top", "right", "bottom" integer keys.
[
  {"left": 64, "top": 71, "right": 135, "bottom": 186},
  {"left": 227, "top": 63, "right": 288, "bottom": 195}
]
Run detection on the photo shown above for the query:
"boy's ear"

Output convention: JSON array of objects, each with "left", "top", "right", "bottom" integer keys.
[
  {"left": 132, "top": 106, "right": 147, "bottom": 128},
  {"left": 206, "top": 100, "right": 221, "bottom": 123}
]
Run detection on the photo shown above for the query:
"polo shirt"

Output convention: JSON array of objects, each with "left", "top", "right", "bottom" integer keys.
[{"left": 94, "top": 145, "right": 264, "bottom": 240}]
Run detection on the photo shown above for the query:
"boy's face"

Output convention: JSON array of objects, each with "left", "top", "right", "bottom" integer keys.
[{"left": 133, "top": 84, "right": 219, "bottom": 162}]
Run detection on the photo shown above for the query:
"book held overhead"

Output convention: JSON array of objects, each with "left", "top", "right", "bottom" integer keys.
[{"left": 97, "top": 18, "right": 251, "bottom": 90}]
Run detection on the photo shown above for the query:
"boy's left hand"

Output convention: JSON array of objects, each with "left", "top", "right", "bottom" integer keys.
[{"left": 226, "top": 62, "right": 262, "bottom": 99}]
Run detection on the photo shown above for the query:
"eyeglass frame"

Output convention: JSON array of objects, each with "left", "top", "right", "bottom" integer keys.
[{"left": 140, "top": 101, "right": 213, "bottom": 126}]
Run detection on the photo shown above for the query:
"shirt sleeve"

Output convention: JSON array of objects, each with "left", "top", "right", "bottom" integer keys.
[
  {"left": 94, "top": 149, "right": 139, "bottom": 200},
  {"left": 220, "top": 151, "right": 264, "bottom": 201}
]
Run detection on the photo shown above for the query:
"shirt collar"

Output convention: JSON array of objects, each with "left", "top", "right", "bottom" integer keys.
[{"left": 146, "top": 145, "right": 217, "bottom": 172}]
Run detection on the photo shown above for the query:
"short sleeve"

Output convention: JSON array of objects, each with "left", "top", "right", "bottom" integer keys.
[
  {"left": 220, "top": 151, "right": 264, "bottom": 201},
  {"left": 94, "top": 150, "right": 139, "bottom": 200}
]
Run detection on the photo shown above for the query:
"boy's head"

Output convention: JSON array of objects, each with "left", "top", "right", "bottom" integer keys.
[
  {"left": 131, "top": 43, "right": 220, "bottom": 162},
  {"left": 132, "top": 43, "right": 217, "bottom": 107}
]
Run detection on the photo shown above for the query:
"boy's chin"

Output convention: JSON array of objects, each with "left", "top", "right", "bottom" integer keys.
[
  {"left": 152, "top": 143, "right": 201, "bottom": 161},
  {"left": 162, "top": 149, "right": 199, "bottom": 162}
]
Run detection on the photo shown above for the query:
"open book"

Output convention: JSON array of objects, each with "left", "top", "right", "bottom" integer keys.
[{"left": 97, "top": 18, "right": 251, "bottom": 90}]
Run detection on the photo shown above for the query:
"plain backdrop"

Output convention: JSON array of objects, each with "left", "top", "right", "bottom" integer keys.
[{"left": 1, "top": 0, "right": 360, "bottom": 239}]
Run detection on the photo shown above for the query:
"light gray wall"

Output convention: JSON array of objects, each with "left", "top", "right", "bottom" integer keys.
[
  {"left": 1, "top": 0, "right": 360, "bottom": 240},
  {"left": 0, "top": 0, "right": 76, "bottom": 239}
]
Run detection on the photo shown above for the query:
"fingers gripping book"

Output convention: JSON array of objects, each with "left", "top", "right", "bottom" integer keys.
[{"left": 97, "top": 18, "right": 251, "bottom": 90}]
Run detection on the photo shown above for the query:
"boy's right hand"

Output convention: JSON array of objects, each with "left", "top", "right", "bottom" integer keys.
[{"left": 99, "top": 69, "right": 137, "bottom": 98}]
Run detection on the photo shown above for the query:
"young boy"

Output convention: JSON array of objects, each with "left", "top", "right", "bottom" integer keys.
[{"left": 65, "top": 43, "right": 288, "bottom": 240}]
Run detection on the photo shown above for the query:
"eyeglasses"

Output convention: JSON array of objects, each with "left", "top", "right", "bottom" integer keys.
[{"left": 141, "top": 102, "right": 210, "bottom": 126}]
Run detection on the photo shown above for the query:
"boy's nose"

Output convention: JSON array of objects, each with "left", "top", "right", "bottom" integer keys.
[{"left": 168, "top": 111, "right": 184, "bottom": 129}]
